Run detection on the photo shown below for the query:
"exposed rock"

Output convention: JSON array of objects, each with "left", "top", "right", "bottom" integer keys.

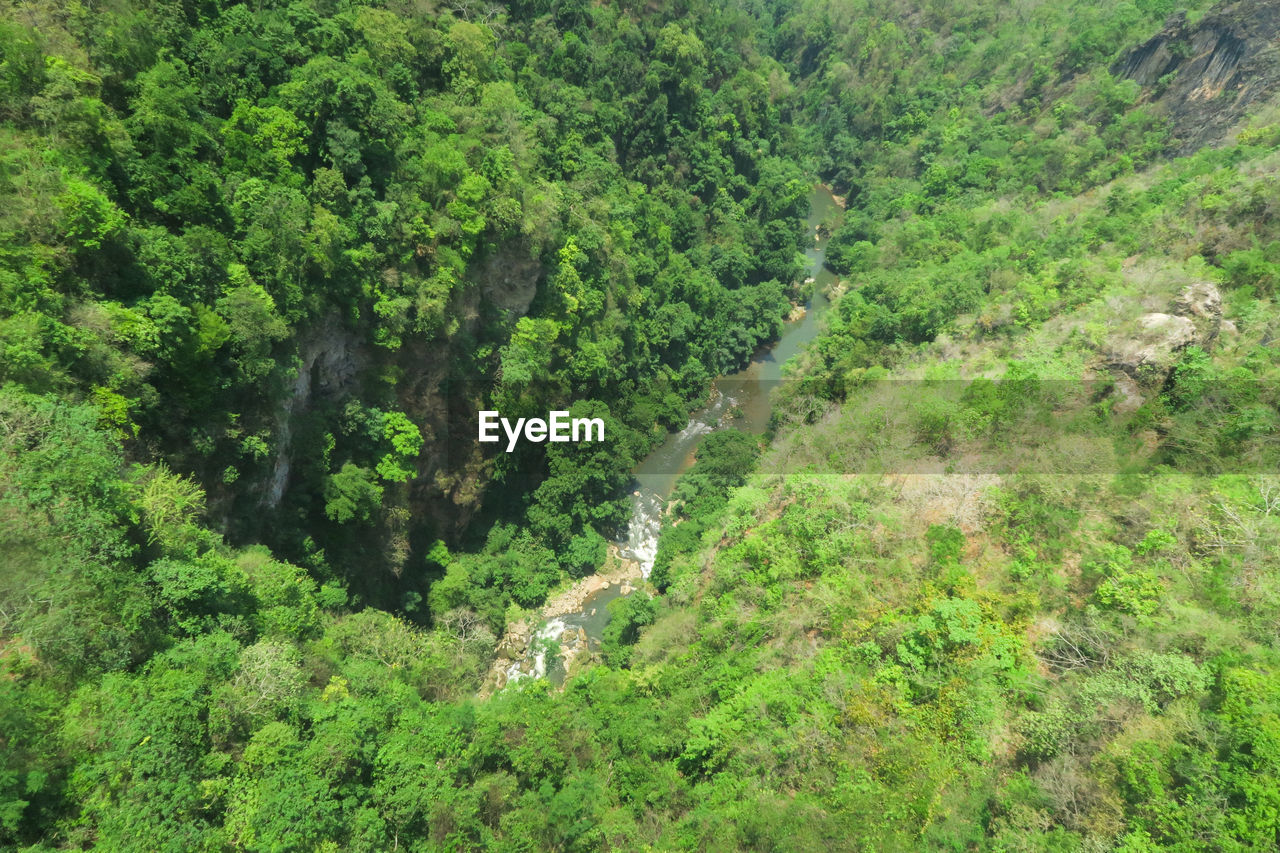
[
  {"left": 1221, "top": 318, "right": 1240, "bottom": 337},
  {"left": 1111, "top": 374, "right": 1147, "bottom": 416},
  {"left": 1106, "top": 281, "right": 1224, "bottom": 403},
  {"left": 480, "top": 556, "right": 646, "bottom": 696},
  {"left": 400, "top": 242, "right": 543, "bottom": 539},
  {"left": 1114, "top": 1, "right": 1280, "bottom": 154},
  {"left": 1110, "top": 312, "right": 1197, "bottom": 384},
  {"left": 258, "top": 243, "right": 543, "bottom": 547},
  {"left": 818, "top": 184, "right": 848, "bottom": 209},
  {"left": 1173, "top": 281, "right": 1223, "bottom": 345},
  {"left": 475, "top": 242, "right": 543, "bottom": 315},
  {"left": 265, "top": 316, "right": 365, "bottom": 509}
]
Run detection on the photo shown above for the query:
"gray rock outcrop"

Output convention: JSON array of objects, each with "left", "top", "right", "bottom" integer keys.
[
  {"left": 1106, "top": 281, "right": 1224, "bottom": 410},
  {"left": 1113, "top": 1, "right": 1280, "bottom": 154}
]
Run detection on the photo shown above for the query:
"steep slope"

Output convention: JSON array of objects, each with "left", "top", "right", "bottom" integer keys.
[
  {"left": 5, "top": 0, "right": 1280, "bottom": 849},
  {"left": 1115, "top": 0, "right": 1280, "bottom": 153},
  {"left": 0, "top": 0, "right": 808, "bottom": 610}
]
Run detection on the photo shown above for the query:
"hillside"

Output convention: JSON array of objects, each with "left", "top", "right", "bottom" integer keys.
[{"left": 4, "top": 0, "right": 1280, "bottom": 849}]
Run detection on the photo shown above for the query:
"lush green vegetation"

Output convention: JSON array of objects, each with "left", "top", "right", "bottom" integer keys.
[
  {"left": 0, "top": 0, "right": 808, "bottom": 612},
  {"left": 650, "top": 428, "right": 761, "bottom": 593},
  {"left": 6, "top": 0, "right": 1280, "bottom": 848}
]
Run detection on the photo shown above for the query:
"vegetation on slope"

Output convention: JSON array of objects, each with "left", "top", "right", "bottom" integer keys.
[
  {"left": 4, "top": 0, "right": 1280, "bottom": 849},
  {"left": 0, "top": 0, "right": 809, "bottom": 614}
]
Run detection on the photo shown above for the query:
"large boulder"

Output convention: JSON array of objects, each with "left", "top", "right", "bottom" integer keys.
[
  {"left": 1108, "top": 312, "right": 1198, "bottom": 387},
  {"left": 1173, "top": 280, "right": 1223, "bottom": 345},
  {"left": 1105, "top": 281, "right": 1223, "bottom": 408}
]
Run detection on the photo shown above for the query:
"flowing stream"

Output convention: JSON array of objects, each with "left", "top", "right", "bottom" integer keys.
[
  {"left": 619, "top": 183, "right": 843, "bottom": 573},
  {"left": 500, "top": 184, "right": 843, "bottom": 688}
]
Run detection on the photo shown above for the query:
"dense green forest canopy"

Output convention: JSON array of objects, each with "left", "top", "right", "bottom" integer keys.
[
  {"left": 5, "top": 0, "right": 1280, "bottom": 848},
  {"left": 1, "top": 0, "right": 811, "bottom": 611}
]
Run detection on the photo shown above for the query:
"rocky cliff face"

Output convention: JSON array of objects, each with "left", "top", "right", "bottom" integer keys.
[
  {"left": 260, "top": 242, "right": 544, "bottom": 549},
  {"left": 264, "top": 316, "right": 366, "bottom": 510},
  {"left": 1114, "top": 1, "right": 1280, "bottom": 153},
  {"left": 402, "top": 242, "right": 545, "bottom": 538}
]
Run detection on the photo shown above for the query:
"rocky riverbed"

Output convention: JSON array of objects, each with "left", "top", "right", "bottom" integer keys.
[{"left": 480, "top": 550, "right": 646, "bottom": 695}]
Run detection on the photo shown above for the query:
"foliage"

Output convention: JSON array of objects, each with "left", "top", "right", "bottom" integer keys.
[{"left": 5, "top": 0, "right": 1280, "bottom": 849}]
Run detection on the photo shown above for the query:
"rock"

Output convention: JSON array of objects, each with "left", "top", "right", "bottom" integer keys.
[
  {"left": 1173, "top": 281, "right": 1222, "bottom": 345},
  {"left": 1105, "top": 280, "right": 1224, "bottom": 408},
  {"left": 1221, "top": 318, "right": 1239, "bottom": 337},
  {"left": 1141, "top": 311, "right": 1197, "bottom": 342},
  {"left": 476, "top": 244, "right": 542, "bottom": 315},
  {"left": 1113, "top": 1, "right": 1280, "bottom": 154},
  {"left": 1109, "top": 312, "right": 1197, "bottom": 387},
  {"left": 600, "top": 581, "right": 610, "bottom": 590},
  {"left": 1174, "top": 281, "right": 1222, "bottom": 321},
  {"left": 577, "top": 627, "right": 587, "bottom": 644},
  {"left": 1111, "top": 374, "right": 1146, "bottom": 415}
]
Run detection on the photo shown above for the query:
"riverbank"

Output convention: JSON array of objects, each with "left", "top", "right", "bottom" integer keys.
[
  {"left": 482, "top": 182, "right": 843, "bottom": 695},
  {"left": 480, "top": 547, "right": 646, "bottom": 695},
  {"left": 820, "top": 182, "right": 848, "bottom": 209}
]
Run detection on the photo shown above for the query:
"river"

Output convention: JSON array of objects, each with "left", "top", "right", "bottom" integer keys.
[{"left": 494, "top": 183, "right": 843, "bottom": 689}]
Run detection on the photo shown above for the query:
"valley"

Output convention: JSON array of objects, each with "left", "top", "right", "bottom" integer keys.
[{"left": 4, "top": 0, "right": 1280, "bottom": 849}]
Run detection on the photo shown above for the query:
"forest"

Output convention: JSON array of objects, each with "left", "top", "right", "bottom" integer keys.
[{"left": 3, "top": 0, "right": 1280, "bottom": 849}]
